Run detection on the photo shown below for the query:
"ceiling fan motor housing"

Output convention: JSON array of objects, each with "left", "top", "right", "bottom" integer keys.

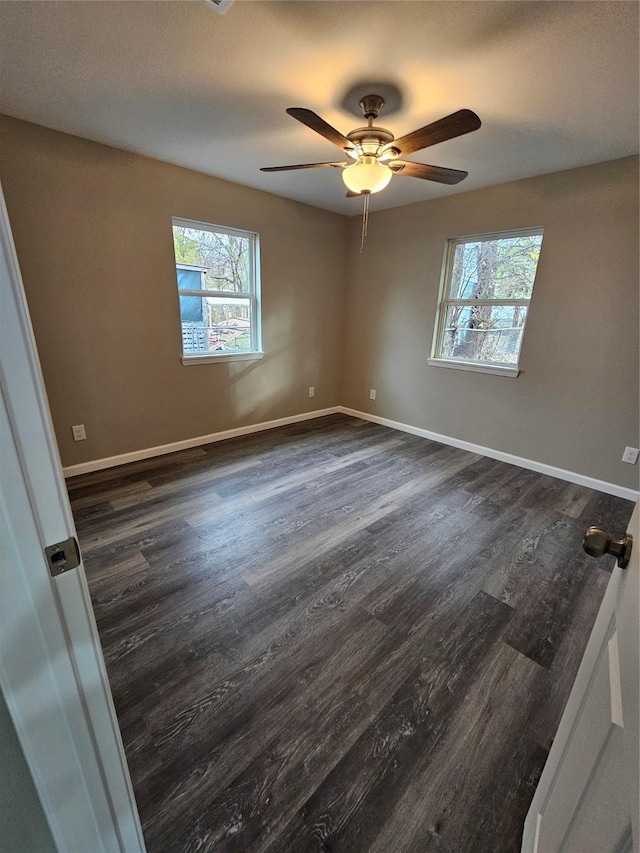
[{"left": 346, "top": 126, "right": 396, "bottom": 156}]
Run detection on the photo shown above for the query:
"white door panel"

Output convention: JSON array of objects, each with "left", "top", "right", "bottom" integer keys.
[
  {"left": 523, "top": 503, "right": 639, "bottom": 853},
  {"left": 0, "top": 183, "right": 145, "bottom": 851}
]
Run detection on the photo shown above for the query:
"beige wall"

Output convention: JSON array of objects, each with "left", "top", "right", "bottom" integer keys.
[
  {"left": 342, "top": 156, "right": 639, "bottom": 490},
  {"left": 1, "top": 115, "right": 638, "bottom": 489},
  {"left": 0, "top": 115, "right": 347, "bottom": 465}
]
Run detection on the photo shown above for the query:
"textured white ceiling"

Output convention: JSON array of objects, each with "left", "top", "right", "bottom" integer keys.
[{"left": 0, "top": 1, "right": 638, "bottom": 215}]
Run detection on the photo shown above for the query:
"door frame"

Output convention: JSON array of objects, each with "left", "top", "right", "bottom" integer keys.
[{"left": 0, "top": 184, "right": 145, "bottom": 852}]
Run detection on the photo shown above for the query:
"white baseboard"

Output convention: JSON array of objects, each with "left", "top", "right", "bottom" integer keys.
[
  {"left": 64, "top": 404, "right": 639, "bottom": 502},
  {"left": 339, "top": 407, "right": 639, "bottom": 502},
  {"left": 63, "top": 407, "right": 341, "bottom": 478}
]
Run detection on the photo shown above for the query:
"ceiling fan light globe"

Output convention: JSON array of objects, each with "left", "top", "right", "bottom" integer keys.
[{"left": 342, "top": 157, "right": 392, "bottom": 194}]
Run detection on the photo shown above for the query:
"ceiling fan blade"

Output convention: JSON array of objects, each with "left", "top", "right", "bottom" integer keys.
[
  {"left": 260, "top": 162, "right": 346, "bottom": 172},
  {"left": 390, "top": 161, "right": 469, "bottom": 185},
  {"left": 386, "top": 109, "right": 481, "bottom": 157},
  {"left": 286, "top": 108, "right": 354, "bottom": 151}
]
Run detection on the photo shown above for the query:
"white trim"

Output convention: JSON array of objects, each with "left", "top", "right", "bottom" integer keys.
[
  {"left": 445, "top": 298, "right": 530, "bottom": 306},
  {"left": 172, "top": 216, "right": 256, "bottom": 240},
  {"left": 62, "top": 403, "right": 638, "bottom": 500},
  {"left": 63, "top": 407, "right": 341, "bottom": 478},
  {"left": 532, "top": 812, "right": 542, "bottom": 853},
  {"left": 338, "top": 408, "right": 639, "bottom": 502},
  {"left": 0, "top": 183, "right": 145, "bottom": 852},
  {"left": 608, "top": 631, "right": 624, "bottom": 728},
  {"left": 181, "top": 351, "right": 264, "bottom": 365},
  {"left": 427, "top": 357, "right": 520, "bottom": 378},
  {"left": 449, "top": 226, "right": 545, "bottom": 244},
  {"left": 177, "top": 289, "right": 251, "bottom": 299},
  {"left": 63, "top": 403, "right": 638, "bottom": 500}
]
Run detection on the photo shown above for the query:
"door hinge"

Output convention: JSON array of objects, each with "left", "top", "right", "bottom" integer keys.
[{"left": 45, "top": 536, "right": 81, "bottom": 577}]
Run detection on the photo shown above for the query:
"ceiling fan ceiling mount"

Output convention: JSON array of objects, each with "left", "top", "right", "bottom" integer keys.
[{"left": 358, "top": 93, "right": 386, "bottom": 120}]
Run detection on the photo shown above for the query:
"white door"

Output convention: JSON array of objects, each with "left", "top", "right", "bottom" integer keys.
[
  {"left": 0, "top": 185, "right": 145, "bottom": 852},
  {"left": 522, "top": 502, "right": 639, "bottom": 853}
]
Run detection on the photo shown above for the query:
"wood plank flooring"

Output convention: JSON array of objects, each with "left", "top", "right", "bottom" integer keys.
[{"left": 69, "top": 414, "right": 635, "bottom": 853}]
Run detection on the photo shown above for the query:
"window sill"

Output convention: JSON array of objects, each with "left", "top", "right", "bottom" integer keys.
[
  {"left": 427, "top": 358, "right": 520, "bottom": 378},
  {"left": 182, "top": 351, "right": 264, "bottom": 366}
]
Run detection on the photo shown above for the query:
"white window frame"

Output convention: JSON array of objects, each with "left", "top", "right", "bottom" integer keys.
[
  {"left": 172, "top": 217, "right": 263, "bottom": 365},
  {"left": 428, "top": 227, "right": 544, "bottom": 378}
]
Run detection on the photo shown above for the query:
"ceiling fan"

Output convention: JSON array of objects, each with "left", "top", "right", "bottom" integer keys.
[{"left": 261, "top": 94, "right": 481, "bottom": 197}]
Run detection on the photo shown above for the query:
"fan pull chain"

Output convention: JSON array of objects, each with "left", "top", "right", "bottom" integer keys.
[{"left": 360, "top": 192, "right": 370, "bottom": 253}]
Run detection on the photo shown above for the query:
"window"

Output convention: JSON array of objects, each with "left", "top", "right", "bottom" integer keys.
[
  {"left": 172, "top": 218, "right": 261, "bottom": 363},
  {"left": 430, "top": 228, "right": 543, "bottom": 377}
]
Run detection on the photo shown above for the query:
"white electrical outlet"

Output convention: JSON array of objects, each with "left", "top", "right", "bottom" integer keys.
[
  {"left": 72, "top": 424, "right": 86, "bottom": 442},
  {"left": 308, "top": 386, "right": 315, "bottom": 398},
  {"left": 622, "top": 446, "right": 639, "bottom": 464},
  {"left": 369, "top": 389, "right": 376, "bottom": 401}
]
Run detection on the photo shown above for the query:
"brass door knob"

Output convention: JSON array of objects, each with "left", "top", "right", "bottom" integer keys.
[{"left": 583, "top": 527, "right": 632, "bottom": 569}]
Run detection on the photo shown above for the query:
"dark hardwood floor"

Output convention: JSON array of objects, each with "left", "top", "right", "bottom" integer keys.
[{"left": 69, "top": 414, "right": 635, "bottom": 853}]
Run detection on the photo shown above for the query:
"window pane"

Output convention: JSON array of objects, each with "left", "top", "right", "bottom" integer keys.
[
  {"left": 181, "top": 297, "right": 252, "bottom": 355},
  {"left": 441, "top": 304, "right": 528, "bottom": 365},
  {"left": 173, "top": 225, "right": 251, "bottom": 293},
  {"left": 449, "top": 234, "right": 542, "bottom": 300}
]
